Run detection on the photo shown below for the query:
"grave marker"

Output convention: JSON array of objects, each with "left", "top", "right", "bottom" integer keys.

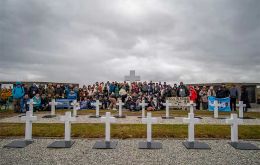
[
  {"left": 89, "top": 100, "right": 102, "bottom": 118},
  {"left": 236, "top": 101, "right": 246, "bottom": 119},
  {"left": 139, "top": 112, "right": 162, "bottom": 149},
  {"left": 47, "top": 111, "right": 76, "bottom": 148},
  {"left": 93, "top": 112, "right": 117, "bottom": 149},
  {"left": 213, "top": 100, "right": 226, "bottom": 119},
  {"left": 71, "top": 100, "right": 80, "bottom": 117},
  {"left": 162, "top": 100, "right": 174, "bottom": 119},
  {"left": 114, "top": 99, "right": 126, "bottom": 118},
  {"left": 138, "top": 100, "right": 148, "bottom": 118},
  {"left": 43, "top": 99, "right": 58, "bottom": 118},
  {"left": 182, "top": 113, "right": 210, "bottom": 149},
  {"left": 226, "top": 114, "right": 259, "bottom": 150},
  {"left": 4, "top": 111, "right": 37, "bottom": 148}
]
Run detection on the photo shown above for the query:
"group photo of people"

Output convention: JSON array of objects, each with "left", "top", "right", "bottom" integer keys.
[{"left": 0, "top": 81, "right": 251, "bottom": 113}]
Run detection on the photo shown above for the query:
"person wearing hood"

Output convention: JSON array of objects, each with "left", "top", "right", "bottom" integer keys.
[
  {"left": 189, "top": 86, "right": 197, "bottom": 102},
  {"left": 12, "top": 82, "right": 25, "bottom": 112}
]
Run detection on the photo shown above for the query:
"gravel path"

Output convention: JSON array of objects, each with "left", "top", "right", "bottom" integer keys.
[
  {"left": 0, "top": 139, "right": 259, "bottom": 165},
  {"left": 1, "top": 114, "right": 260, "bottom": 125}
]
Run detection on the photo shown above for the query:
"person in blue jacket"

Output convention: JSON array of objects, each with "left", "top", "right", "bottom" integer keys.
[{"left": 12, "top": 82, "right": 25, "bottom": 112}]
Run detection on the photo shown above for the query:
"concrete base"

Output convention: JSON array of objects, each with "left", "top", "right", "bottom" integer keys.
[
  {"left": 18, "top": 114, "right": 26, "bottom": 117},
  {"left": 239, "top": 117, "right": 255, "bottom": 119},
  {"left": 182, "top": 141, "right": 211, "bottom": 149},
  {"left": 138, "top": 141, "right": 162, "bottom": 149},
  {"left": 161, "top": 116, "right": 174, "bottom": 119},
  {"left": 47, "top": 140, "right": 75, "bottom": 148},
  {"left": 114, "top": 115, "right": 126, "bottom": 118},
  {"left": 42, "top": 115, "right": 56, "bottom": 118},
  {"left": 89, "top": 115, "right": 101, "bottom": 118},
  {"left": 228, "top": 142, "right": 260, "bottom": 150},
  {"left": 214, "top": 117, "right": 226, "bottom": 119},
  {"left": 4, "top": 140, "right": 33, "bottom": 148},
  {"left": 92, "top": 141, "right": 117, "bottom": 149},
  {"left": 138, "top": 116, "right": 145, "bottom": 118},
  {"left": 194, "top": 116, "right": 203, "bottom": 119}
]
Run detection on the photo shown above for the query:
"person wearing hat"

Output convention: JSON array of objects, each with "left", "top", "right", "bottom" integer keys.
[{"left": 12, "top": 82, "right": 25, "bottom": 113}]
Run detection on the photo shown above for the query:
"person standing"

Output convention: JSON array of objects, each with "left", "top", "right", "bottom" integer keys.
[
  {"left": 240, "top": 86, "right": 251, "bottom": 112},
  {"left": 12, "top": 82, "right": 25, "bottom": 113},
  {"left": 177, "top": 82, "right": 189, "bottom": 97},
  {"left": 195, "top": 86, "right": 201, "bottom": 110},
  {"left": 229, "top": 84, "right": 239, "bottom": 111},
  {"left": 189, "top": 86, "right": 197, "bottom": 102},
  {"left": 199, "top": 86, "right": 208, "bottom": 110}
]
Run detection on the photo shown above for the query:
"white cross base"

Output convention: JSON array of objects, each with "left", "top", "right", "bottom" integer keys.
[
  {"left": 142, "top": 112, "right": 157, "bottom": 142},
  {"left": 21, "top": 111, "right": 37, "bottom": 140},
  {"left": 139, "top": 100, "right": 148, "bottom": 118},
  {"left": 101, "top": 112, "right": 116, "bottom": 142},
  {"left": 213, "top": 100, "right": 220, "bottom": 118},
  {"left": 49, "top": 99, "right": 58, "bottom": 116},
  {"left": 183, "top": 113, "right": 200, "bottom": 142},
  {"left": 226, "top": 114, "right": 243, "bottom": 142},
  {"left": 60, "top": 111, "right": 76, "bottom": 141},
  {"left": 116, "top": 99, "right": 125, "bottom": 117},
  {"left": 236, "top": 101, "right": 246, "bottom": 118},
  {"left": 163, "top": 100, "right": 172, "bottom": 118},
  {"left": 94, "top": 100, "right": 102, "bottom": 117}
]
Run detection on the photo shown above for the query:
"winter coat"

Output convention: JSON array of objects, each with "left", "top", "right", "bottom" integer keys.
[{"left": 12, "top": 86, "right": 25, "bottom": 99}]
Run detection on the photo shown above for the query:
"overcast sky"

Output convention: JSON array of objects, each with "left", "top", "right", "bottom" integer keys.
[{"left": 1, "top": 0, "right": 260, "bottom": 85}]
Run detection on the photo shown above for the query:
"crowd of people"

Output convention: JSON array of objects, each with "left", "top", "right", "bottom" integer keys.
[{"left": 0, "top": 81, "right": 251, "bottom": 113}]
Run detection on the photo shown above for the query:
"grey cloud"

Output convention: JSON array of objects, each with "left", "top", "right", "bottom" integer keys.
[{"left": 0, "top": 0, "right": 260, "bottom": 85}]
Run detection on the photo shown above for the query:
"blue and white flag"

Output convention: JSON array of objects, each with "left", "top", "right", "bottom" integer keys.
[{"left": 208, "top": 96, "right": 231, "bottom": 112}]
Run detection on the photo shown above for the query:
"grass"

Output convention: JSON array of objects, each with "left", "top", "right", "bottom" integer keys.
[
  {"left": 1, "top": 108, "right": 259, "bottom": 119},
  {"left": 0, "top": 123, "right": 259, "bottom": 139}
]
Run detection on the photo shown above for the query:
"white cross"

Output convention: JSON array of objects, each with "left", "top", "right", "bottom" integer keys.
[
  {"left": 60, "top": 111, "right": 76, "bottom": 141},
  {"left": 124, "top": 70, "right": 141, "bottom": 83},
  {"left": 93, "top": 100, "right": 102, "bottom": 117},
  {"left": 163, "top": 100, "right": 172, "bottom": 118},
  {"left": 49, "top": 99, "right": 58, "bottom": 116},
  {"left": 236, "top": 101, "right": 246, "bottom": 118},
  {"left": 101, "top": 112, "right": 116, "bottom": 142},
  {"left": 213, "top": 100, "right": 220, "bottom": 118},
  {"left": 71, "top": 100, "right": 80, "bottom": 117},
  {"left": 21, "top": 111, "right": 37, "bottom": 140},
  {"left": 183, "top": 113, "right": 200, "bottom": 142},
  {"left": 226, "top": 114, "right": 243, "bottom": 142},
  {"left": 142, "top": 112, "right": 157, "bottom": 142},
  {"left": 186, "top": 101, "right": 196, "bottom": 114},
  {"left": 116, "top": 99, "right": 125, "bottom": 117},
  {"left": 27, "top": 99, "right": 34, "bottom": 114},
  {"left": 139, "top": 100, "right": 148, "bottom": 118}
]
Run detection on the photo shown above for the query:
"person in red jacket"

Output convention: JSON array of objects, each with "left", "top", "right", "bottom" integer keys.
[{"left": 189, "top": 86, "right": 197, "bottom": 102}]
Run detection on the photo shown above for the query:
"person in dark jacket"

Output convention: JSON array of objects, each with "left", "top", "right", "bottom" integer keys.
[
  {"left": 240, "top": 86, "right": 251, "bottom": 112},
  {"left": 177, "top": 82, "right": 189, "bottom": 97},
  {"left": 229, "top": 84, "right": 239, "bottom": 111},
  {"left": 29, "top": 83, "right": 39, "bottom": 98},
  {"left": 216, "top": 84, "right": 230, "bottom": 98}
]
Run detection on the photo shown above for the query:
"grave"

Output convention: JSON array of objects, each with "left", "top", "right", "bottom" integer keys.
[
  {"left": 42, "top": 99, "right": 58, "bottom": 118},
  {"left": 89, "top": 100, "right": 102, "bottom": 118},
  {"left": 162, "top": 100, "right": 174, "bottom": 119},
  {"left": 19, "top": 99, "right": 34, "bottom": 117},
  {"left": 93, "top": 112, "right": 117, "bottom": 149},
  {"left": 124, "top": 70, "right": 141, "bottom": 83},
  {"left": 4, "top": 111, "right": 37, "bottom": 148},
  {"left": 114, "top": 99, "right": 126, "bottom": 118},
  {"left": 138, "top": 100, "right": 148, "bottom": 118},
  {"left": 213, "top": 100, "right": 225, "bottom": 119},
  {"left": 236, "top": 101, "right": 254, "bottom": 119},
  {"left": 47, "top": 111, "right": 76, "bottom": 148},
  {"left": 71, "top": 100, "right": 80, "bottom": 117},
  {"left": 226, "top": 113, "right": 259, "bottom": 150},
  {"left": 186, "top": 101, "right": 202, "bottom": 119},
  {"left": 182, "top": 113, "right": 210, "bottom": 149},
  {"left": 139, "top": 112, "right": 162, "bottom": 149}
]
